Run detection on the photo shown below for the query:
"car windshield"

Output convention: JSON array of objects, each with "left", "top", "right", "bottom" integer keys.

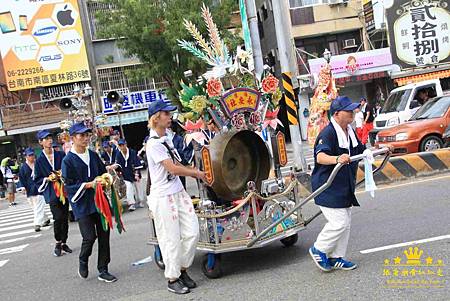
[
  {"left": 410, "top": 96, "right": 450, "bottom": 120},
  {"left": 382, "top": 89, "right": 412, "bottom": 113}
]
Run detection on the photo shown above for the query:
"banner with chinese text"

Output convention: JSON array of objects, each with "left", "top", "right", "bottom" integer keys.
[
  {"left": 386, "top": 0, "right": 450, "bottom": 69},
  {"left": 0, "top": 0, "right": 91, "bottom": 91}
]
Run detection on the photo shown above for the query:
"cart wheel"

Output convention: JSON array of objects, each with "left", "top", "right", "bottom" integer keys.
[
  {"left": 280, "top": 234, "right": 298, "bottom": 247},
  {"left": 154, "top": 245, "right": 165, "bottom": 270},
  {"left": 201, "top": 253, "right": 223, "bottom": 279}
]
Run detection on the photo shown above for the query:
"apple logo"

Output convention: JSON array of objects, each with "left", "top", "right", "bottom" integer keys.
[{"left": 57, "top": 5, "right": 75, "bottom": 27}]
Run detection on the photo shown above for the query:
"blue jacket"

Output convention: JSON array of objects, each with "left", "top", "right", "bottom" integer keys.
[
  {"left": 101, "top": 148, "right": 118, "bottom": 166},
  {"left": 34, "top": 150, "right": 66, "bottom": 205},
  {"left": 62, "top": 150, "right": 107, "bottom": 220},
  {"left": 19, "top": 163, "right": 38, "bottom": 197},
  {"left": 115, "top": 148, "right": 143, "bottom": 182},
  {"left": 311, "top": 123, "right": 366, "bottom": 208}
]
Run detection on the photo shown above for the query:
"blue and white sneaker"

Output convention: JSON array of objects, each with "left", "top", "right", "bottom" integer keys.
[
  {"left": 309, "top": 246, "right": 332, "bottom": 272},
  {"left": 329, "top": 258, "right": 357, "bottom": 270}
]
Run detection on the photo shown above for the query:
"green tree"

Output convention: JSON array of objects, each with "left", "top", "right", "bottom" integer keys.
[{"left": 96, "top": 0, "right": 240, "bottom": 101}]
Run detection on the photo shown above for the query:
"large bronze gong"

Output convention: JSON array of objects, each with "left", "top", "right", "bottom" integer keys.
[{"left": 208, "top": 130, "right": 271, "bottom": 200}]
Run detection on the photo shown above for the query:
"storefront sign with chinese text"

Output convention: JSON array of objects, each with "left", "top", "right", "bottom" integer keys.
[
  {"left": 0, "top": 0, "right": 91, "bottom": 91},
  {"left": 386, "top": 0, "right": 450, "bottom": 68},
  {"left": 308, "top": 48, "right": 393, "bottom": 79},
  {"left": 101, "top": 89, "right": 168, "bottom": 114}
]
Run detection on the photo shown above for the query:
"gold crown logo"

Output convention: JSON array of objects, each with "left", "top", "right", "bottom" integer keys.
[{"left": 404, "top": 247, "right": 423, "bottom": 265}]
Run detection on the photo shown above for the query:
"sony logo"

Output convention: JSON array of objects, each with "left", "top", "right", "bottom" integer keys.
[{"left": 57, "top": 38, "right": 82, "bottom": 46}]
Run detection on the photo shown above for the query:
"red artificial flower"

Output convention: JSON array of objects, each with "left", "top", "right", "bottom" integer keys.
[
  {"left": 207, "top": 78, "right": 223, "bottom": 97},
  {"left": 262, "top": 74, "right": 279, "bottom": 94}
]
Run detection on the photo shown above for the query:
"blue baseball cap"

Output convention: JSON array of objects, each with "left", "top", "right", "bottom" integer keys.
[
  {"left": 102, "top": 141, "right": 111, "bottom": 148},
  {"left": 24, "top": 147, "right": 35, "bottom": 156},
  {"left": 69, "top": 122, "right": 92, "bottom": 136},
  {"left": 52, "top": 142, "right": 60, "bottom": 148},
  {"left": 37, "top": 130, "right": 52, "bottom": 140},
  {"left": 148, "top": 100, "right": 177, "bottom": 118},
  {"left": 330, "top": 96, "right": 360, "bottom": 115},
  {"left": 118, "top": 139, "right": 127, "bottom": 145}
]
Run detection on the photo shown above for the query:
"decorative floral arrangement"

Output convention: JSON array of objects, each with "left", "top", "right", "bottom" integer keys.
[{"left": 175, "top": 4, "right": 284, "bottom": 138}]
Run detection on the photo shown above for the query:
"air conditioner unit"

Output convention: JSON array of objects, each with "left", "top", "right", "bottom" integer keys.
[
  {"left": 343, "top": 38, "right": 357, "bottom": 49},
  {"left": 329, "top": 0, "right": 344, "bottom": 5}
]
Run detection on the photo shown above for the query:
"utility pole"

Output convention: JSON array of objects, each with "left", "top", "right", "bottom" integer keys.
[
  {"left": 243, "top": 0, "right": 264, "bottom": 77},
  {"left": 271, "top": 0, "right": 307, "bottom": 171}
]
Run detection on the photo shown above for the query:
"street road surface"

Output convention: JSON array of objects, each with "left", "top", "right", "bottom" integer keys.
[{"left": 0, "top": 175, "right": 448, "bottom": 301}]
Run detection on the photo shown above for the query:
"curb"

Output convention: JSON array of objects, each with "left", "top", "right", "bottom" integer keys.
[{"left": 356, "top": 148, "right": 450, "bottom": 184}]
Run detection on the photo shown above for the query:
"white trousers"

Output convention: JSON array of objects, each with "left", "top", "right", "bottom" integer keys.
[
  {"left": 134, "top": 178, "right": 147, "bottom": 203},
  {"left": 148, "top": 190, "right": 199, "bottom": 279},
  {"left": 314, "top": 206, "right": 352, "bottom": 259},
  {"left": 28, "top": 195, "right": 48, "bottom": 226},
  {"left": 124, "top": 180, "right": 136, "bottom": 205}
]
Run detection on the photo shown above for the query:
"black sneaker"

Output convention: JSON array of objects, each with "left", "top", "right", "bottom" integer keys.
[
  {"left": 179, "top": 270, "right": 197, "bottom": 289},
  {"left": 62, "top": 244, "right": 72, "bottom": 253},
  {"left": 42, "top": 219, "right": 51, "bottom": 227},
  {"left": 98, "top": 271, "right": 117, "bottom": 283},
  {"left": 34, "top": 225, "right": 41, "bottom": 232},
  {"left": 53, "top": 243, "right": 62, "bottom": 257},
  {"left": 167, "top": 279, "right": 190, "bottom": 294},
  {"left": 78, "top": 262, "right": 88, "bottom": 279}
]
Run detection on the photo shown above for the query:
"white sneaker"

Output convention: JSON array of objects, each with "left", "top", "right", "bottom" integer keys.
[{"left": 128, "top": 205, "right": 136, "bottom": 211}]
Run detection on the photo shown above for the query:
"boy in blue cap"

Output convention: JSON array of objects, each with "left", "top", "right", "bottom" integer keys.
[
  {"left": 62, "top": 122, "right": 117, "bottom": 283},
  {"left": 309, "top": 96, "right": 366, "bottom": 272},
  {"left": 19, "top": 147, "right": 50, "bottom": 232},
  {"left": 34, "top": 130, "right": 72, "bottom": 257},
  {"left": 114, "top": 139, "right": 143, "bottom": 211},
  {"left": 146, "top": 100, "right": 206, "bottom": 294},
  {"left": 100, "top": 141, "right": 118, "bottom": 166}
]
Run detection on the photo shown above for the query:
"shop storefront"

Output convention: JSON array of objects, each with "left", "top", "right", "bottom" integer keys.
[
  {"left": 308, "top": 48, "right": 396, "bottom": 105},
  {"left": 101, "top": 88, "right": 169, "bottom": 150}
]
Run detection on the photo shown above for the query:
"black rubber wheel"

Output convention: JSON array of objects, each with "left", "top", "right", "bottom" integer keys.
[
  {"left": 419, "top": 135, "right": 443, "bottom": 152},
  {"left": 154, "top": 247, "right": 165, "bottom": 270},
  {"left": 201, "top": 254, "right": 223, "bottom": 279},
  {"left": 280, "top": 233, "right": 299, "bottom": 247}
]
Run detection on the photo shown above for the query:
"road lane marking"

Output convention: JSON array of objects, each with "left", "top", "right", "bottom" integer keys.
[
  {"left": 0, "top": 259, "right": 9, "bottom": 267},
  {"left": 0, "top": 210, "right": 52, "bottom": 220},
  {"left": 0, "top": 244, "right": 29, "bottom": 255},
  {"left": 0, "top": 216, "right": 35, "bottom": 225},
  {"left": 360, "top": 234, "right": 450, "bottom": 254},
  {"left": 0, "top": 209, "right": 52, "bottom": 222},
  {"left": 0, "top": 206, "right": 51, "bottom": 216},
  {"left": 0, "top": 234, "right": 42, "bottom": 245},
  {"left": 0, "top": 222, "right": 35, "bottom": 233},
  {"left": 0, "top": 229, "right": 35, "bottom": 239},
  {"left": 0, "top": 218, "right": 34, "bottom": 226}
]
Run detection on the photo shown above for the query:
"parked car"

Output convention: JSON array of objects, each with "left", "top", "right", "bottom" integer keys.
[
  {"left": 444, "top": 124, "right": 450, "bottom": 147},
  {"left": 375, "top": 95, "right": 450, "bottom": 155},
  {"left": 370, "top": 78, "right": 449, "bottom": 144}
]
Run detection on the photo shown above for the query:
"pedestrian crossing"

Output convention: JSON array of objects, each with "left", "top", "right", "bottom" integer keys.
[{"left": 0, "top": 202, "right": 52, "bottom": 268}]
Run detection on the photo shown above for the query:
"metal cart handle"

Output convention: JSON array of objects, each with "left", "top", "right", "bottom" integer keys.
[{"left": 247, "top": 148, "right": 390, "bottom": 247}]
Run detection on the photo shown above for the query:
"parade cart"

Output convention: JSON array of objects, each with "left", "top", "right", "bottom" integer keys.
[
  {"left": 146, "top": 5, "right": 391, "bottom": 278},
  {"left": 147, "top": 130, "right": 390, "bottom": 278}
]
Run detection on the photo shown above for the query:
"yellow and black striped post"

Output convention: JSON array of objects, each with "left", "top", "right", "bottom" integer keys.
[{"left": 282, "top": 72, "right": 299, "bottom": 126}]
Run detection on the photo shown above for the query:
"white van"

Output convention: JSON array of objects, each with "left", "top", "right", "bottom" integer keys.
[{"left": 370, "top": 79, "right": 444, "bottom": 142}]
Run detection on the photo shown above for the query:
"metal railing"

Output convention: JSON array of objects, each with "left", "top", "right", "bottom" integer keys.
[{"left": 248, "top": 148, "right": 390, "bottom": 247}]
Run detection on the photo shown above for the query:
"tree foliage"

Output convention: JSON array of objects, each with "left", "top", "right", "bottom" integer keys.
[{"left": 96, "top": 0, "right": 240, "bottom": 101}]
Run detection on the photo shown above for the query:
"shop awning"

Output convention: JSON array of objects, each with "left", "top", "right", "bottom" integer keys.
[
  {"left": 394, "top": 69, "right": 450, "bottom": 86},
  {"left": 103, "top": 110, "right": 148, "bottom": 127}
]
